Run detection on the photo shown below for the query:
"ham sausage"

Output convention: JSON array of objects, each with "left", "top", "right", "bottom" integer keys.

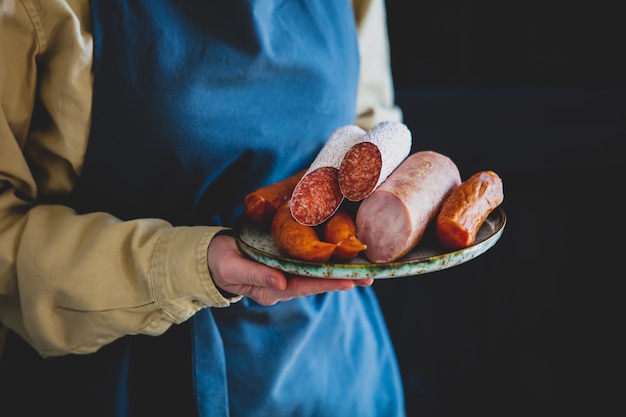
[
  {"left": 436, "top": 170, "right": 504, "bottom": 250},
  {"left": 356, "top": 150, "right": 462, "bottom": 263}
]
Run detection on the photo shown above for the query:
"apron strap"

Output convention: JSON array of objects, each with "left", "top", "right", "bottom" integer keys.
[{"left": 192, "top": 310, "right": 229, "bottom": 417}]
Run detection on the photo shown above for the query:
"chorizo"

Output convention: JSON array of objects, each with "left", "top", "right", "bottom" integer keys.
[
  {"left": 323, "top": 209, "right": 367, "bottom": 261},
  {"left": 356, "top": 151, "right": 461, "bottom": 263},
  {"left": 244, "top": 169, "right": 306, "bottom": 224},
  {"left": 338, "top": 120, "right": 412, "bottom": 201},
  {"left": 290, "top": 125, "right": 365, "bottom": 226},
  {"left": 271, "top": 200, "right": 337, "bottom": 263},
  {"left": 436, "top": 170, "right": 504, "bottom": 250}
]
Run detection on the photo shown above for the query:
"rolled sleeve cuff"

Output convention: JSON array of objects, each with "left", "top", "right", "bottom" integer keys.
[{"left": 150, "top": 226, "right": 242, "bottom": 323}]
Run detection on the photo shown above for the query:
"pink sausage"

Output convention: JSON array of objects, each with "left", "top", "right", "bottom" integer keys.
[{"left": 355, "top": 151, "right": 462, "bottom": 263}]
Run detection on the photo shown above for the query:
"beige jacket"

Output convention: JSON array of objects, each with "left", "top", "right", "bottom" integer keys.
[{"left": 0, "top": 0, "right": 401, "bottom": 357}]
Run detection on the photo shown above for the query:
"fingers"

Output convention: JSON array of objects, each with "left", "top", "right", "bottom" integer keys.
[
  {"left": 354, "top": 278, "right": 374, "bottom": 287},
  {"left": 207, "top": 234, "right": 373, "bottom": 306},
  {"left": 208, "top": 234, "right": 287, "bottom": 290},
  {"left": 244, "top": 276, "right": 371, "bottom": 306}
]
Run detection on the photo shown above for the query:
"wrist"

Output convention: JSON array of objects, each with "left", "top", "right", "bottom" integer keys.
[{"left": 208, "top": 228, "right": 239, "bottom": 299}]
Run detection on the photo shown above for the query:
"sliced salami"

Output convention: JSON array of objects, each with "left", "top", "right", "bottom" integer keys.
[
  {"left": 290, "top": 125, "right": 366, "bottom": 226},
  {"left": 338, "top": 120, "right": 412, "bottom": 201}
]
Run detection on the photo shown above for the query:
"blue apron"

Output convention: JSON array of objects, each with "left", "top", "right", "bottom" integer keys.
[{"left": 0, "top": 1, "right": 405, "bottom": 416}]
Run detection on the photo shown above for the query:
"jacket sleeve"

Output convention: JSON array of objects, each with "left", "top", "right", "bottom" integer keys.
[
  {"left": 353, "top": 0, "right": 403, "bottom": 129},
  {"left": 0, "top": 0, "right": 238, "bottom": 358}
]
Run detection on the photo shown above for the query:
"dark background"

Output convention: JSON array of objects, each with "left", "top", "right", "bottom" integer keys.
[{"left": 374, "top": 1, "right": 626, "bottom": 415}]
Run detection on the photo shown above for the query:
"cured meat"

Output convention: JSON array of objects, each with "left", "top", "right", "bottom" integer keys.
[
  {"left": 271, "top": 201, "right": 337, "bottom": 262},
  {"left": 323, "top": 209, "right": 367, "bottom": 261},
  {"left": 436, "top": 170, "right": 504, "bottom": 250},
  {"left": 356, "top": 150, "right": 461, "bottom": 263},
  {"left": 290, "top": 125, "right": 365, "bottom": 226},
  {"left": 338, "top": 120, "right": 412, "bottom": 201},
  {"left": 244, "top": 169, "right": 306, "bottom": 224}
]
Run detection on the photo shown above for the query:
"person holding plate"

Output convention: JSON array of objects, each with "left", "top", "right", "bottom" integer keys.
[{"left": 0, "top": 0, "right": 405, "bottom": 415}]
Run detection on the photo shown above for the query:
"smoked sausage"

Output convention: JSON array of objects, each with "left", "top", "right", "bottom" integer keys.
[
  {"left": 244, "top": 169, "right": 306, "bottom": 224},
  {"left": 323, "top": 209, "right": 367, "bottom": 261},
  {"left": 436, "top": 170, "right": 504, "bottom": 250},
  {"left": 356, "top": 151, "right": 462, "bottom": 263},
  {"left": 271, "top": 200, "right": 337, "bottom": 263}
]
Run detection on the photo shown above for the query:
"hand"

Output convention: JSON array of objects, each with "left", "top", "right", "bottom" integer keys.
[{"left": 207, "top": 234, "right": 373, "bottom": 306}]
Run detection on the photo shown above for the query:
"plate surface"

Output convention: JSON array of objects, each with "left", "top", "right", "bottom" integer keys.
[{"left": 235, "top": 207, "right": 506, "bottom": 279}]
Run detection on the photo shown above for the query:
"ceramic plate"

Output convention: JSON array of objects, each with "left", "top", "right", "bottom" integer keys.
[{"left": 235, "top": 207, "right": 506, "bottom": 279}]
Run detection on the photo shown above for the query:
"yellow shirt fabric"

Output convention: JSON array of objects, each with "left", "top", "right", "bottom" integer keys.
[{"left": 0, "top": 0, "right": 401, "bottom": 357}]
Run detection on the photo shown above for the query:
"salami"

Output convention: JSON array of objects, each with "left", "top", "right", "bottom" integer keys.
[
  {"left": 356, "top": 150, "right": 462, "bottom": 263},
  {"left": 436, "top": 170, "right": 504, "bottom": 250},
  {"left": 271, "top": 200, "right": 337, "bottom": 262},
  {"left": 290, "top": 125, "right": 366, "bottom": 226},
  {"left": 244, "top": 169, "right": 306, "bottom": 225},
  {"left": 338, "top": 120, "right": 412, "bottom": 201}
]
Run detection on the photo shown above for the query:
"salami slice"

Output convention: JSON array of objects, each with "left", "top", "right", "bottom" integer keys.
[
  {"left": 290, "top": 125, "right": 366, "bottom": 226},
  {"left": 338, "top": 120, "right": 412, "bottom": 201}
]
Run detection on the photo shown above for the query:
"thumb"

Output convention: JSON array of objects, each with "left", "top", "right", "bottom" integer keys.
[{"left": 208, "top": 234, "right": 287, "bottom": 292}]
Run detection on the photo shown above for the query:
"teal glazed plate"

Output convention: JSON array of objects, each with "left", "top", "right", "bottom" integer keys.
[{"left": 235, "top": 207, "right": 506, "bottom": 279}]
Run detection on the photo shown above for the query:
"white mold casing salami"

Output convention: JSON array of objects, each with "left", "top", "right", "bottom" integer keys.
[
  {"left": 338, "top": 120, "right": 412, "bottom": 201},
  {"left": 356, "top": 150, "right": 462, "bottom": 263},
  {"left": 290, "top": 125, "right": 366, "bottom": 226}
]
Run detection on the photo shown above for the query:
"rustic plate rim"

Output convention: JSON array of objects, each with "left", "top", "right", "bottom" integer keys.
[{"left": 235, "top": 206, "right": 506, "bottom": 279}]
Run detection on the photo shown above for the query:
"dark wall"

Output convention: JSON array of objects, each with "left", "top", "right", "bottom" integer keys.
[
  {"left": 374, "top": 1, "right": 626, "bottom": 415},
  {"left": 386, "top": 0, "right": 625, "bottom": 89}
]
